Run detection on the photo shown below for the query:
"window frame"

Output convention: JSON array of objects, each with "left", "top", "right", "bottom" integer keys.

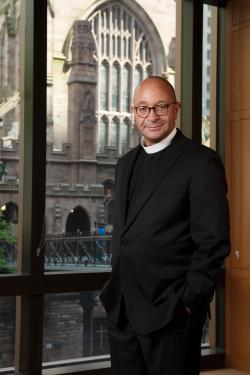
[{"left": 0, "top": 0, "right": 228, "bottom": 374}]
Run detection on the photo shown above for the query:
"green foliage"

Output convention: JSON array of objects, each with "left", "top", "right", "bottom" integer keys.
[{"left": 0, "top": 212, "right": 16, "bottom": 273}]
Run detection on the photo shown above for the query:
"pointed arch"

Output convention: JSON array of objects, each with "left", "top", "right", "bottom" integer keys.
[{"left": 65, "top": 206, "right": 90, "bottom": 235}]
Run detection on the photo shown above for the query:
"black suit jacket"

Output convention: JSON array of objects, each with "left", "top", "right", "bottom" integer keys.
[{"left": 100, "top": 129, "right": 230, "bottom": 334}]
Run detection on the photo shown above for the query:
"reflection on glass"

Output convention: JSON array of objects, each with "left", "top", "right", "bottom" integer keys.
[
  {"left": 0, "top": 297, "right": 15, "bottom": 368},
  {"left": 43, "top": 292, "right": 109, "bottom": 363},
  {"left": 0, "top": 0, "right": 20, "bottom": 273}
]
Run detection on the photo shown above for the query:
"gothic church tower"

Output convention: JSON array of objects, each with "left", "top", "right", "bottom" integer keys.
[{"left": 67, "top": 20, "right": 97, "bottom": 183}]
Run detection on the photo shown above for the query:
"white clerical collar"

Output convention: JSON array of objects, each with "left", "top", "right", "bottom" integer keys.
[{"left": 141, "top": 127, "right": 177, "bottom": 154}]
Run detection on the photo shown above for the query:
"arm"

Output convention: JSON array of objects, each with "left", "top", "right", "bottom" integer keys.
[{"left": 182, "top": 152, "right": 230, "bottom": 311}]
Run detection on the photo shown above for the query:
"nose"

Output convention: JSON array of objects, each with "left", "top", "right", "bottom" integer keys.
[{"left": 147, "top": 107, "right": 159, "bottom": 121}]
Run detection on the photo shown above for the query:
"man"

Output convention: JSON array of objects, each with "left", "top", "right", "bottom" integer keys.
[{"left": 100, "top": 76, "right": 230, "bottom": 375}]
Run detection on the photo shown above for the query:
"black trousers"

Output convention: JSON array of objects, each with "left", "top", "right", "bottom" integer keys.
[{"left": 107, "top": 305, "right": 207, "bottom": 375}]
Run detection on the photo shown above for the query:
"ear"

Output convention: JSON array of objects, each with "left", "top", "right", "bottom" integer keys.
[{"left": 174, "top": 102, "right": 181, "bottom": 118}]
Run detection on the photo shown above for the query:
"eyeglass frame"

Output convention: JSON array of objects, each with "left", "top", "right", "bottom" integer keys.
[{"left": 134, "top": 101, "right": 177, "bottom": 118}]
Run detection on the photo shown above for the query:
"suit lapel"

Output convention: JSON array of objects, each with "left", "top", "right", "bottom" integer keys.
[
  {"left": 122, "top": 130, "right": 187, "bottom": 234},
  {"left": 118, "top": 144, "right": 141, "bottom": 229}
]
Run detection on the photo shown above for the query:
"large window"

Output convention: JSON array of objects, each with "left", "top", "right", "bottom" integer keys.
[
  {"left": 0, "top": 0, "right": 227, "bottom": 373},
  {"left": 43, "top": 0, "right": 170, "bottom": 372}
]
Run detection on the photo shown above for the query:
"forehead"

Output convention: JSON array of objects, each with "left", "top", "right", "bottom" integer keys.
[{"left": 134, "top": 80, "right": 174, "bottom": 104}]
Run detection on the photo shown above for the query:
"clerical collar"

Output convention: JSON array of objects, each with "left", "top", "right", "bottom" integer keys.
[{"left": 141, "top": 127, "right": 177, "bottom": 154}]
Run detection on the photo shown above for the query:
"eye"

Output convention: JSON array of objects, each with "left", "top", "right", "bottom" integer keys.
[
  {"left": 157, "top": 104, "right": 168, "bottom": 110},
  {"left": 137, "top": 106, "right": 148, "bottom": 113}
]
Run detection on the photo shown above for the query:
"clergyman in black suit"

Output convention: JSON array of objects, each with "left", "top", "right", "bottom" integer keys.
[{"left": 100, "top": 76, "right": 230, "bottom": 375}]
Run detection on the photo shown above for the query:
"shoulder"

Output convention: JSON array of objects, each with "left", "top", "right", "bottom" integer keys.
[
  {"left": 180, "top": 132, "right": 223, "bottom": 165},
  {"left": 176, "top": 131, "right": 226, "bottom": 183},
  {"left": 116, "top": 144, "right": 141, "bottom": 168}
]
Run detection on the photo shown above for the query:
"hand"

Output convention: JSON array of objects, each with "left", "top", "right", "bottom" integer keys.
[{"left": 184, "top": 306, "right": 192, "bottom": 315}]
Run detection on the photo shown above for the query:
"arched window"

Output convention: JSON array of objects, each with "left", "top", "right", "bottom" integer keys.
[
  {"left": 134, "top": 65, "right": 143, "bottom": 89},
  {"left": 111, "top": 63, "right": 120, "bottom": 111},
  {"left": 121, "top": 118, "right": 130, "bottom": 153},
  {"left": 105, "top": 34, "right": 109, "bottom": 56},
  {"left": 66, "top": 206, "right": 90, "bottom": 235},
  {"left": 100, "top": 62, "right": 109, "bottom": 110},
  {"left": 122, "top": 64, "right": 131, "bottom": 112},
  {"left": 90, "top": 2, "right": 161, "bottom": 154},
  {"left": 112, "top": 35, "right": 116, "bottom": 56},
  {"left": 101, "top": 34, "right": 104, "bottom": 55},
  {"left": 110, "top": 118, "right": 119, "bottom": 147},
  {"left": 99, "top": 117, "right": 108, "bottom": 153}
]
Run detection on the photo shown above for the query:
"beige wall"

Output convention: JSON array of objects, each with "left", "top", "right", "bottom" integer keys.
[{"left": 226, "top": 0, "right": 250, "bottom": 372}]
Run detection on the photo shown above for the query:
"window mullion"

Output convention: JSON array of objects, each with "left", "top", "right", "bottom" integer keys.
[{"left": 15, "top": 0, "right": 47, "bottom": 374}]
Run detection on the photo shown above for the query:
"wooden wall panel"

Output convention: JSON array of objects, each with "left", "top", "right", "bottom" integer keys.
[
  {"left": 231, "top": 26, "right": 250, "bottom": 112},
  {"left": 230, "top": 276, "right": 250, "bottom": 361},
  {"left": 232, "top": 0, "right": 250, "bottom": 25},
  {"left": 226, "top": 0, "right": 250, "bottom": 372},
  {"left": 230, "top": 119, "right": 250, "bottom": 269}
]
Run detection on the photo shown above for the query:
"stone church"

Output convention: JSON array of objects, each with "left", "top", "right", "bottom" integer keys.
[{"left": 0, "top": 0, "right": 176, "bottom": 237}]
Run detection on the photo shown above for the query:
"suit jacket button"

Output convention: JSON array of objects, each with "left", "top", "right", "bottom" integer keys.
[{"left": 121, "top": 239, "right": 127, "bottom": 246}]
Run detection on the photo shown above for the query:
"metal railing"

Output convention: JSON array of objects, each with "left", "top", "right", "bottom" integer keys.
[{"left": 44, "top": 235, "right": 112, "bottom": 266}]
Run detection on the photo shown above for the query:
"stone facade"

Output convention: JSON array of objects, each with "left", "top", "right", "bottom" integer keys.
[{"left": 0, "top": 0, "right": 176, "bottom": 236}]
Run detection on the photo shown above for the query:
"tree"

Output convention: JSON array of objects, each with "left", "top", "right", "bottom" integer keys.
[{"left": 0, "top": 211, "right": 16, "bottom": 273}]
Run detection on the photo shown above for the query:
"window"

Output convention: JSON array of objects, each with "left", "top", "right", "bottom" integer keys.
[
  {"left": 0, "top": 0, "right": 20, "bottom": 278},
  {"left": 134, "top": 65, "right": 143, "bottom": 89},
  {"left": 6, "top": 1, "right": 233, "bottom": 374},
  {"left": 110, "top": 118, "right": 119, "bottom": 147},
  {"left": 89, "top": 2, "right": 162, "bottom": 157},
  {"left": 122, "top": 64, "right": 131, "bottom": 112},
  {"left": 202, "top": 4, "right": 217, "bottom": 149},
  {"left": 100, "top": 62, "right": 109, "bottom": 110},
  {"left": 99, "top": 117, "right": 108, "bottom": 153},
  {"left": 121, "top": 118, "right": 130, "bottom": 154},
  {"left": 111, "top": 63, "right": 120, "bottom": 111}
]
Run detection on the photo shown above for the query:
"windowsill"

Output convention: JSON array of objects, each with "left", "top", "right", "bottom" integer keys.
[
  {"left": 201, "top": 347, "right": 225, "bottom": 369},
  {"left": 0, "top": 349, "right": 225, "bottom": 375},
  {"left": 42, "top": 358, "right": 111, "bottom": 375}
]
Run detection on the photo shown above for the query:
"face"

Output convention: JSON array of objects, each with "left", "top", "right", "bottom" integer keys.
[{"left": 132, "top": 78, "right": 180, "bottom": 146}]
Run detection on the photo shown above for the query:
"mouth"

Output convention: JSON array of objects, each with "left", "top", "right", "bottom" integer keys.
[{"left": 146, "top": 124, "right": 162, "bottom": 130}]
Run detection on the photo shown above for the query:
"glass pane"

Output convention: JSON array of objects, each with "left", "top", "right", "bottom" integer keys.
[
  {"left": 99, "top": 118, "right": 108, "bottom": 154},
  {"left": 110, "top": 119, "right": 118, "bottom": 147},
  {"left": 134, "top": 66, "right": 143, "bottom": 90},
  {"left": 122, "top": 65, "right": 131, "bottom": 112},
  {"left": 0, "top": 296, "right": 16, "bottom": 369},
  {"left": 100, "top": 63, "right": 109, "bottom": 110},
  {"left": 201, "top": 6, "right": 218, "bottom": 348},
  {"left": 0, "top": 0, "right": 21, "bottom": 274},
  {"left": 121, "top": 120, "right": 129, "bottom": 154},
  {"left": 111, "top": 64, "right": 119, "bottom": 111},
  {"left": 43, "top": 292, "right": 109, "bottom": 363},
  {"left": 45, "top": 1, "right": 176, "bottom": 272},
  {"left": 202, "top": 4, "right": 217, "bottom": 149}
]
